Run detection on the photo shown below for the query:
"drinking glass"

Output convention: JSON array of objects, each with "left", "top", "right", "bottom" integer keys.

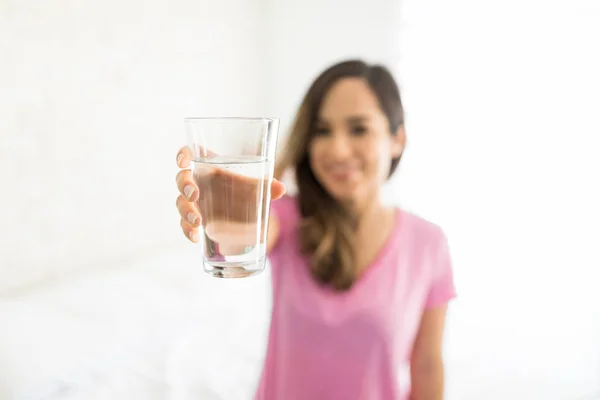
[{"left": 184, "top": 117, "right": 279, "bottom": 278}]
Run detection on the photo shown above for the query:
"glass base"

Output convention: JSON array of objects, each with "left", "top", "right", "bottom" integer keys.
[{"left": 203, "top": 258, "right": 265, "bottom": 278}]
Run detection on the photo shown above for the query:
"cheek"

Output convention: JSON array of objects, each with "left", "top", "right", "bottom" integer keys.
[{"left": 361, "top": 140, "right": 391, "bottom": 178}]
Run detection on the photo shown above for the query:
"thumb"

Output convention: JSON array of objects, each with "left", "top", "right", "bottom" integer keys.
[{"left": 270, "top": 179, "right": 286, "bottom": 200}]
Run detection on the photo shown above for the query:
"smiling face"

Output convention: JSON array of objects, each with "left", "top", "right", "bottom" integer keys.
[{"left": 308, "top": 77, "right": 405, "bottom": 206}]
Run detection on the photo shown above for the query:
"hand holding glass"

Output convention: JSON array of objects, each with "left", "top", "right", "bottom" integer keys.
[{"left": 183, "top": 117, "right": 280, "bottom": 278}]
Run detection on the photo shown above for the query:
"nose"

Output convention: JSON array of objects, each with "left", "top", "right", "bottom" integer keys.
[{"left": 327, "top": 133, "right": 353, "bottom": 161}]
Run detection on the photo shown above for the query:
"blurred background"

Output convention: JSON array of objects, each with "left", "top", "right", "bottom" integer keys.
[{"left": 1, "top": 0, "right": 599, "bottom": 399}]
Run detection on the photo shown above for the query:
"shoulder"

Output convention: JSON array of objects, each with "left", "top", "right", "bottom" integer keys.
[
  {"left": 398, "top": 209, "right": 453, "bottom": 272},
  {"left": 401, "top": 209, "right": 457, "bottom": 300},
  {"left": 400, "top": 209, "right": 448, "bottom": 248},
  {"left": 399, "top": 210, "right": 458, "bottom": 307}
]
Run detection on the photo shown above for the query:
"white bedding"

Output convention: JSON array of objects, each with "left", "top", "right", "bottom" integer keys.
[
  {"left": 1, "top": 248, "right": 598, "bottom": 400},
  {"left": 0, "top": 248, "right": 272, "bottom": 400}
]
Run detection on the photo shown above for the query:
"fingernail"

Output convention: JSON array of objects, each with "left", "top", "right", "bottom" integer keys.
[
  {"left": 189, "top": 231, "right": 198, "bottom": 242},
  {"left": 184, "top": 185, "right": 194, "bottom": 199},
  {"left": 187, "top": 212, "right": 197, "bottom": 224},
  {"left": 177, "top": 154, "right": 184, "bottom": 166}
]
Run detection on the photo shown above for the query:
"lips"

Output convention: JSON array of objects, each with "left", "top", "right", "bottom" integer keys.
[{"left": 325, "top": 164, "right": 359, "bottom": 180}]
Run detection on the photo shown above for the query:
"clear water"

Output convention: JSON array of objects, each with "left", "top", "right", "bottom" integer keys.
[{"left": 192, "top": 156, "right": 273, "bottom": 278}]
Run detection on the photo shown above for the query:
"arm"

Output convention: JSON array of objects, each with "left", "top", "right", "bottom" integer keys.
[
  {"left": 266, "top": 213, "right": 281, "bottom": 255},
  {"left": 410, "top": 306, "right": 448, "bottom": 400},
  {"left": 266, "top": 193, "right": 295, "bottom": 255}
]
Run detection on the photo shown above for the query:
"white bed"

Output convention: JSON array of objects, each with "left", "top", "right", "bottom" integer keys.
[
  {"left": 0, "top": 248, "right": 272, "bottom": 400},
  {"left": 1, "top": 248, "right": 598, "bottom": 400}
]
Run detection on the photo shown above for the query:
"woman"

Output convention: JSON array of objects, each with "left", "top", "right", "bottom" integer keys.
[{"left": 175, "top": 60, "right": 456, "bottom": 399}]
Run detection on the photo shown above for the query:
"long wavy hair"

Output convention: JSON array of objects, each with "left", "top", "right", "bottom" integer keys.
[{"left": 275, "top": 60, "right": 405, "bottom": 291}]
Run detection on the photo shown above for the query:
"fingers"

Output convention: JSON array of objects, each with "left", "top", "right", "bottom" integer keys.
[
  {"left": 177, "top": 145, "right": 220, "bottom": 168},
  {"left": 204, "top": 221, "right": 258, "bottom": 256},
  {"left": 176, "top": 194, "right": 201, "bottom": 227},
  {"left": 176, "top": 145, "right": 286, "bottom": 246},
  {"left": 271, "top": 179, "right": 286, "bottom": 200},
  {"left": 180, "top": 218, "right": 199, "bottom": 243},
  {"left": 176, "top": 169, "right": 198, "bottom": 202},
  {"left": 176, "top": 146, "right": 193, "bottom": 168},
  {"left": 205, "top": 221, "right": 258, "bottom": 243},
  {"left": 197, "top": 146, "right": 219, "bottom": 158}
]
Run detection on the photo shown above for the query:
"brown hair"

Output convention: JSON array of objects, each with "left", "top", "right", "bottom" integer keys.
[{"left": 275, "top": 59, "right": 404, "bottom": 291}]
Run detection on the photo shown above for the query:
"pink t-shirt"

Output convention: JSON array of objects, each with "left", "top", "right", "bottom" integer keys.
[{"left": 255, "top": 196, "right": 456, "bottom": 400}]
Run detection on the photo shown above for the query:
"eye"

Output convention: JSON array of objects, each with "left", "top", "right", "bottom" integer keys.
[
  {"left": 314, "top": 126, "right": 330, "bottom": 136},
  {"left": 350, "top": 125, "right": 367, "bottom": 135}
]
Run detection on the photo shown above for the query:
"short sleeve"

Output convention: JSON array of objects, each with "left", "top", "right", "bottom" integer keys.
[{"left": 425, "top": 230, "right": 457, "bottom": 309}]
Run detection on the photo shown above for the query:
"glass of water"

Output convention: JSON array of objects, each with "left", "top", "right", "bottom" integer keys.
[{"left": 184, "top": 117, "right": 279, "bottom": 278}]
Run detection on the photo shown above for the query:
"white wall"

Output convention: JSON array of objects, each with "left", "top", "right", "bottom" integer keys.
[
  {"left": 0, "top": 0, "right": 405, "bottom": 292},
  {"left": 260, "top": 0, "right": 402, "bottom": 134},
  {"left": 0, "top": 0, "right": 265, "bottom": 293},
  {"left": 397, "top": 0, "right": 600, "bottom": 398}
]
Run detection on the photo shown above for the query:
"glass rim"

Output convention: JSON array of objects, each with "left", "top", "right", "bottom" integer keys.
[{"left": 184, "top": 117, "right": 279, "bottom": 124}]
